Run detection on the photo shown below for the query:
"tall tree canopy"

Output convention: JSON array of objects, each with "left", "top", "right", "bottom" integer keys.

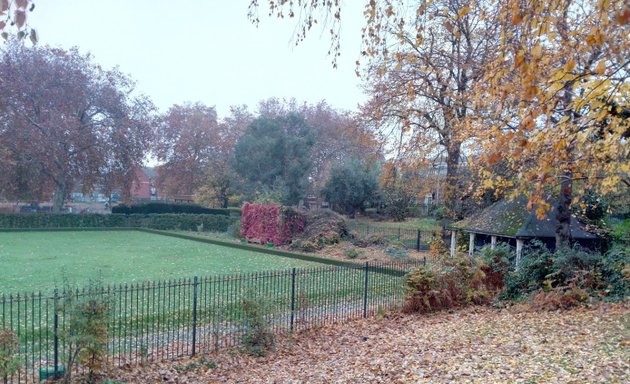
[
  {"left": 251, "top": 0, "right": 499, "bottom": 218},
  {"left": 475, "top": 0, "right": 629, "bottom": 246},
  {"left": 155, "top": 103, "right": 225, "bottom": 197},
  {"left": 256, "top": 98, "right": 382, "bottom": 193},
  {"left": 194, "top": 105, "right": 253, "bottom": 208},
  {"left": 321, "top": 157, "right": 380, "bottom": 218},
  {"left": 232, "top": 114, "right": 315, "bottom": 205},
  {"left": 251, "top": 0, "right": 630, "bottom": 244},
  {"left": 361, "top": 0, "right": 499, "bottom": 219},
  {"left": 0, "top": 42, "right": 154, "bottom": 211}
]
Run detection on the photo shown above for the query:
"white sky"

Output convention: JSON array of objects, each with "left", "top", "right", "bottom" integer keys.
[{"left": 27, "top": 0, "right": 367, "bottom": 117}]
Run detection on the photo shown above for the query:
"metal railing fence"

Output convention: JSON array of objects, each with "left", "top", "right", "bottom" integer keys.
[
  {"left": 1, "top": 260, "right": 423, "bottom": 383},
  {"left": 347, "top": 222, "right": 450, "bottom": 251}
]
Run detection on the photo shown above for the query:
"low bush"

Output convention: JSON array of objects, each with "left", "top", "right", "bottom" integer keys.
[
  {"left": 344, "top": 248, "right": 361, "bottom": 259},
  {"left": 428, "top": 237, "right": 449, "bottom": 257},
  {"left": 528, "top": 286, "right": 590, "bottom": 311},
  {"left": 351, "top": 233, "right": 389, "bottom": 248},
  {"left": 479, "top": 244, "right": 512, "bottom": 291},
  {"left": 227, "top": 220, "right": 242, "bottom": 239},
  {"left": 240, "top": 298, "right": 274, "bottom": 357},
  {"left": 60, "top": 282, "right": 111, "bottom": 384},
  {"left": 598, "top": 244, "right": 630, "bottom": 299},
  {"left": 0, "top": 329, "right": 20, "bottom": 384},
  {"left": 430, "top": 205, "right": 447, "bottom": 220},
  {"left": 485, "top": 242, "right": 596, "bottom": 310},
  {"left": 290, "top": 209, "right": 347, "bottom": 251},
  {"left": 501, "top": 241, "right": 629, "bottom": 302},
  {"left": 112, "top": 202, "right": 230, "bottom": 216},
  {"left": 403, "top": 254, "right": 491, "bottom": 313},
  {"left": 385, "top": 241, "right": 409, "bottom": 260}
]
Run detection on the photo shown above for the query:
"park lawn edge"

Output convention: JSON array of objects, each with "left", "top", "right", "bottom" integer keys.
[{"left": 0, "top": 226, "right": 363, "bottom": 268}]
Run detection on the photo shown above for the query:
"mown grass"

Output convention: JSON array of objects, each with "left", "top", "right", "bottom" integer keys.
[
  {"left": 0, "top": 230, "right": 325, "bottom": 293},
  {"left": 348, "top": 217, "right": 442, "bottom": 231}
]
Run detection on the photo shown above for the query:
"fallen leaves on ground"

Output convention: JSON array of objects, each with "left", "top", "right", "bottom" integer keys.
[{"left": 112, "top": 303, "right": 629, "bottom": 383}]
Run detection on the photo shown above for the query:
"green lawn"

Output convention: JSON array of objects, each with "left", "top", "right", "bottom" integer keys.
[
  {"left": 0, "top": 230, "right": 325, "bottom": 293},
  {"left": 348, "top": 217, "right": 442, "bottom": 231}
]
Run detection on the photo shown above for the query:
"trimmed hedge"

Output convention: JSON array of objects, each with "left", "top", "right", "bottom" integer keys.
[
  {"left": 0, "top": 213, "right": 236, "bottom": 232},
  {"left": 112, "top": 202, "right": 230, "bottom": 216}
]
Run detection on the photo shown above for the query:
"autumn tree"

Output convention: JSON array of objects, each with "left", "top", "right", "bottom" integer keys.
[
  {"left": 0, "top": 0, "right": 37, "bottom": 43},
  {"left": 302, "top": 101, "right": 382, "bottom": 193},
  {"left": 321, "top": 157, "right": 380, "bottom": 218},
  {"left": 362, "top": 0, "right": 500, "bottom": 219},
  {"left": 250, "top": 0, "right": 629, "bottom": 246},
  {"left": 0, "top": 42, "right": 154, "bottom": 211},
  {"left": 251, "top": 1, "right": 499, "bottom": 219},
  {"left": 232, "top": 114, "right": 315, "bottom": 205},
  {"left": 155, "top": 103, "right": 226, "bottom": 197},
  {"left": 256, "top": 98, "right": 382, "bottom": 193},
  {"left": 194, "top": 105, "right": 253, "bottom": 208},
  {"left": 475, "top": 0, "right": 629, "bottom": 247},
  {"left": 380, "top": 162, "right": 417, "bottom": 221}
]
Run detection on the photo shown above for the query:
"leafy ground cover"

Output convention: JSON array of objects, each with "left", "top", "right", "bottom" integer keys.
[
  {"left": 0, "top": 230, "right": 325, "bottom": 293},
  {"left": 113, "top": 303, "right": 629, "bottom": 383}
]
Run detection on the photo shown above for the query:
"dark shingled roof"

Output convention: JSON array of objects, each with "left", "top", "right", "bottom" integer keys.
[{"left": 450, "top": 196, "right": 598, "bottom": 239}]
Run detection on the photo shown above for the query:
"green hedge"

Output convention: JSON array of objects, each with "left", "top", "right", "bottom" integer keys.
[
  {"left": 112, "top": 202, "right": 230, "bottom": 216},
  {"left": 0, "top": 213, "right": 236, "bottom": 232}
]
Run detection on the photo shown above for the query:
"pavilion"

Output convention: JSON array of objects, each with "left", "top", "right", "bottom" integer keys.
[{"left": 448, "top": 196, "right": 599, "bottom": 264}]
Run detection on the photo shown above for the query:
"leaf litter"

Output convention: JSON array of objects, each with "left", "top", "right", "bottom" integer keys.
[{"left": 111, "top": 303, "right": 628, "bottom": 383}]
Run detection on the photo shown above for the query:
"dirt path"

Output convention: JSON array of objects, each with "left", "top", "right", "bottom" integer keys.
[{"left": 112, "top": 303, "right": 629, "bottom": 383}]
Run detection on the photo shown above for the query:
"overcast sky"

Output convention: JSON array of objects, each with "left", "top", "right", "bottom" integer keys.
[{"left": 27, "top": 0, "right": 367, "bottom": 117}]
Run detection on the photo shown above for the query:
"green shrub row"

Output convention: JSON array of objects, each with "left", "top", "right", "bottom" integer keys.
[
  {"left": 112, "top": 202, "right": 230, "bottom": 216},
  {"left": 499, "top": 241, "right": 629, "bottom": 301},
  {"left": 0, "top": 213, "right": 236, "bottom": 232},
  {"left": 130, "top": 214, "right": 235, "bottom": 232}
]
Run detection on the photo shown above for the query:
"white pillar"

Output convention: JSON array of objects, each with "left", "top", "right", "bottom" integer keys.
[
  {"left": 491, "top": 236, "right": 497, "bottom": 250},
  {"left": 450, "top": 230, "right": 457, "bottom": 257},
  {"left": 469, "top": 233, "right": 476, "bottom": 256},
  {"left": 516, "top": 239, "right": 524, "bottom": 267}
]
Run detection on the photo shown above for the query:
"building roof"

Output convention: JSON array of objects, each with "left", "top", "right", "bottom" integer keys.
[{"left": 450, "top": 196, "right": 598, "bottom": 239}]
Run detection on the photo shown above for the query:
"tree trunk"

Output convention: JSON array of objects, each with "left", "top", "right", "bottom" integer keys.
[
  {"left": 556, "top": 79, "right": 576, "bottom": 250},
  {"left": 556, "top": 175, "right": 573, "bottom": 250},
  {"left": 52, "top": 180, "right": 67, "bottom": 213},
  {"left": 443, "top": 140, "right": 462, "bottom": 219}
]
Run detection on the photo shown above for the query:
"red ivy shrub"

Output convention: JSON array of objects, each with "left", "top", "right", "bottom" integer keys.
[
  {"left": 240, "top": 203, "right": 304, "bottom": 245},
  {"left": 278, "top": 207, "right": 305, "bottom": 244}
]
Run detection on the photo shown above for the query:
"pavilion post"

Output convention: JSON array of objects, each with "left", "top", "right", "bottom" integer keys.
[{"left": 516, "top": 239, "right": 524, "bottom": 267}]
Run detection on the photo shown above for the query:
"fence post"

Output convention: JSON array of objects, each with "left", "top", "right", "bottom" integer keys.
[
  {"left": 191, "top": 276, "right": 198, "bottom": 356},
  {"left": 398, "top": 227, "right": 401, "bottom": 240},
  {"left": 363, "top": 262, "right": 369, "bottom": 318},
  {"left": 53, "top": 289, "right": 59, "bottom": 378},
  {"left": 290, "top": 268, "right": 296, "bottom": 333},
  {"left": 416, "top": 230, "right": 421, "bottom": 252}
]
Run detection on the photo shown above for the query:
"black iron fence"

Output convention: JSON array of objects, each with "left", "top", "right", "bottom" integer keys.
[
  {"left": 0, "top": 260, "right": 423, "bottom": 383},
  {"left": 347, "top": 222, "right": 449, "bottom": 251}
]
